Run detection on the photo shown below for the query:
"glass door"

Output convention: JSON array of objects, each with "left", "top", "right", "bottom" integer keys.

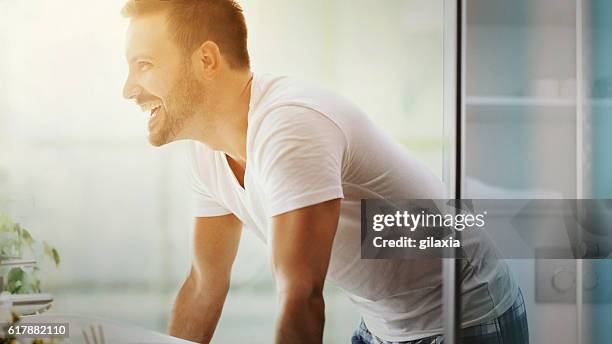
[{"left": 453, "top": 0, "right": 612, "bottom": 343}]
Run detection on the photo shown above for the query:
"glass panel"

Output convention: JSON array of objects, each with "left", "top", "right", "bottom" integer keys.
[{"left": 464, "top": 0, "right": 579, "bottom": 343}]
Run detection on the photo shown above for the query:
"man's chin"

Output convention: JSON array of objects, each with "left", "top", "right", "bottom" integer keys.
[{"left": 148, "top": 134, "right": 170, "bottom": 147}]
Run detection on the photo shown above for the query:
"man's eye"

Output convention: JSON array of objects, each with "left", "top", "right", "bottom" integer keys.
[{"left": 138, "top": 61, "right": 153, "bottom": 71}]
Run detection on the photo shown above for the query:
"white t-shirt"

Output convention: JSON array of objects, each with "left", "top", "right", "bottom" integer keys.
[{"left": 188, "top": 73, "right": 518, "bottom": 341}]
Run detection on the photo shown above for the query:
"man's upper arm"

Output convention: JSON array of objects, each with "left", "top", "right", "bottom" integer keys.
[
  {"left": 270, "top": 199, "right": 341, "bottom": 295},
  {"left": 191, "top": 214, "right": 242, "bottom": 285},
  {"left": 254, "top": 107, "right": 345, "bottom": 291},
  {"left": 253, "top": 106, "right": 346, "bottom": 217}
]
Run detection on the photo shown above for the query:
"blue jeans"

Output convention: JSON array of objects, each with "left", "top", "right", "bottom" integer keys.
[{"left": 351, "top": 290, "right": 529, "bottom": 344}]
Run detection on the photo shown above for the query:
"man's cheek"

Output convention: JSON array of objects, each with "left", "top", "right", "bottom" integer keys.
[{"left": 141, "top": 74, "right": 168, "bottom": 98}]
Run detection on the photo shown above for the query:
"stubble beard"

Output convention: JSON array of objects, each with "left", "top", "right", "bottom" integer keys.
[{"left": 149, "top": 65, "right": 207, "bottom": 147}]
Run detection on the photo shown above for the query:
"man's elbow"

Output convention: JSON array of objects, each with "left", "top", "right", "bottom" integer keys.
[
  {"left": 276, "top": 278, "right": 326, "bottom": 315},
  {"left": 186, "top": 268, "right": 231, "bottom": 298}
]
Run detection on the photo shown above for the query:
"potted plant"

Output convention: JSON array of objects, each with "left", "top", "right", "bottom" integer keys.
[{"left": 0, "top": 213, "right": 59, "bottom": 314}]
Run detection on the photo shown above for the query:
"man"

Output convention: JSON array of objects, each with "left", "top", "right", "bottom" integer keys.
[{"left": 121, "top": 1, "right": 528, "bottom": 343}]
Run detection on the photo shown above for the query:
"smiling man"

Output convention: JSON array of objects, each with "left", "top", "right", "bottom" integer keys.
[{"left": 121, "top": 1, "right": 528, "bottom": 344}]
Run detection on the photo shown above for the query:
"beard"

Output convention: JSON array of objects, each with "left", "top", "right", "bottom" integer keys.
[{"left": 148, "top": 64, "right": 206, "bottom": 146}]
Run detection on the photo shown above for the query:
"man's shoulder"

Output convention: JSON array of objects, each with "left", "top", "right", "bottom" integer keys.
[
  {"left": 249, "top": 73, "right": 359, "bottom": 141},
  {"left": 253, "top": 73, "right": 350, "bottom": 114},
  {"left": 248, "top": 104, "right": 346, "bottom": 155}
]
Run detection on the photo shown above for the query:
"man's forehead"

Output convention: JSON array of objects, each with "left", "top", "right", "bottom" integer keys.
[{"left": 125, "top": 12, "right": 173, "bottom": 62}]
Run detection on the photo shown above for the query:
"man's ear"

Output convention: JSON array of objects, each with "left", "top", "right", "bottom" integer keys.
[{"left": 194, "top": 41, "right": 221, "bottom": 80}]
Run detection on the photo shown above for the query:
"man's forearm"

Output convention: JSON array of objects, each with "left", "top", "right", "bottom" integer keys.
[
  {"left": 275, "top": 291, "right": 325, "bottom": 344},
  {"left": 168, "top": 274, "right": 229, "bottom": 343}
]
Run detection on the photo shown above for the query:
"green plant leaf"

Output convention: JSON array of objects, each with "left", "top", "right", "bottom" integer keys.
[
  {"left": 23, "top": 269, "right": 41, "bottom": 294},
  {"left": 18, "top": 226, "right": 34, "bottom": 247},
  {"left": 51, "top": 248, "right": 60, "bottom": 266},
  {"left": 43, "top": 242, "right": 61, "bottom": 266},
  {"left": 0, "top": 213, "right": 12, "bottom": 232},
  {"left": 5, "top": 267, "right": 42, "bottom": 294},
  {"left": 6, "top": 267, "right": 24, "bottom": 293}
]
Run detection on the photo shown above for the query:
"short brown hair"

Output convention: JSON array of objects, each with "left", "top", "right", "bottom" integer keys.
[{"left": 122, "top": 0, "right": 250, "bottom": 70}]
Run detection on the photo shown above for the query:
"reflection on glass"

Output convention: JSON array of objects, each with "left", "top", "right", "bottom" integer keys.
[{"left": 464, "top": 1, "right": 581, "bottom": 344}]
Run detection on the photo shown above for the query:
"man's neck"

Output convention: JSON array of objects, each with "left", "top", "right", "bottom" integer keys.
[{"left": 195, "top": 70, "right": 253, "bottom": 166}]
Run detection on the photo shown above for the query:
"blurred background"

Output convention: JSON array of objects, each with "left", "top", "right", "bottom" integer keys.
[{"left": 0, "top": 0, "right": 444, "bottom": 342}]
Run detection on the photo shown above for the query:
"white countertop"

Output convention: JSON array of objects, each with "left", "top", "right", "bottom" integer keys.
[{"left": 20, "top": 313, "right": 197, "bottom": 344}]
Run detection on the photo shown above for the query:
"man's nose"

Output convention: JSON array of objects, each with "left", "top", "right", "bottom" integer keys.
[{"left": 122, "top": 75, "right": 141, "bottom": 100}]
